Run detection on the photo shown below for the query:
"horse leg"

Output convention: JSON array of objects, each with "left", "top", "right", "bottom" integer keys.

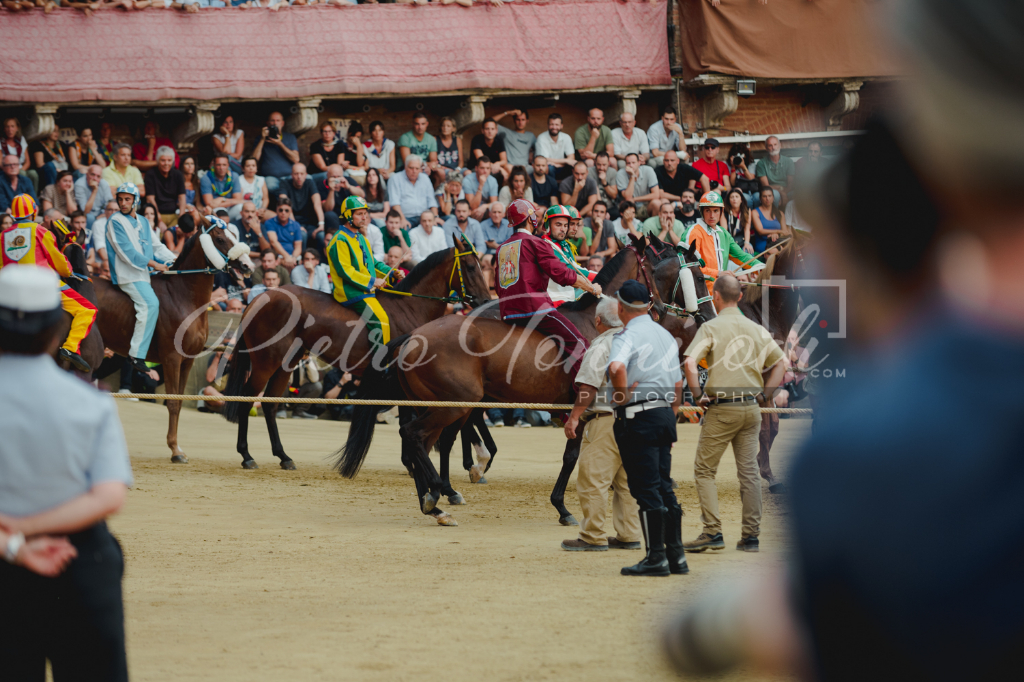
[
  {"left": 399, "top": 407, "right": 415, "bottom": 476},
  {"left": 160, "top": 353, "right": 188, "bottom": 464},
  {"left": 400, "top": 406, "right": 470, "bottom": 524},
  {"left": 474, "top": 409, "right": 497, "bottom": 474},
  {"left": 236, "top": 389, "right": 258, "bottom": 469},
  {"left": 439, "top": 415, "right": 470, "bottom": 505},
  {"left": 758, "top": 414, "right": 783, "bottom": 492},
  {"left": 550, "top": 432, "right": 583, "bottom": 526},
  {"left": 263, "top": 369, "right": 297, "bottom": 470}
]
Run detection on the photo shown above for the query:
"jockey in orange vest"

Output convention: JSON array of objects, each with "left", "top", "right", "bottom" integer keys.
[{"left": 0, "top": 194, "right": 97, "bottom": 371}]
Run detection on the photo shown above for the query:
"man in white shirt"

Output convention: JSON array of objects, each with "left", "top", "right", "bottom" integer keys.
[
  {"left": 363, "top": 220, "right": 385, "bottom": 261},
  {"left": 612, "top": 112, "right": 651, "bottom": 170},
  {"left": 533, "top": 113, "right": 576, "bottom": 180},
  {"left": 409, "top": 210, "right": 448, "bottom": 264},
  {"left": 290, "top": 248, "right": 332, "bottom": 293}
]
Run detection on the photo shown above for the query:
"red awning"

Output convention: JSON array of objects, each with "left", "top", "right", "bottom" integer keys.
[{"left": 2, "top": 0, "right": 669, "bottom": 103}]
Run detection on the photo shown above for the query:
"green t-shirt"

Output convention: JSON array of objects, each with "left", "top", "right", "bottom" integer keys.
[
  {"left": 641, "top": 215, "right": 684, "bottom": 240},
  {"left": 754, "top": 155, "right": 796, "bottom": 187},
  {"left": 573, "top": 124, "right": 613, "bottom": 155},
  {"left": 567, "top": 226, "right": 593, "bottom": 253},
  {"left": 396, "top": 131, "right": 438, "bottom": 170},
  {"left": 382, "top": 227, "right": 410, "bottom": 253}
]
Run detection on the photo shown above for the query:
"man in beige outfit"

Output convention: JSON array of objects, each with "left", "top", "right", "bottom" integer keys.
[
  {"left": 560, "top": 297, "right": 642, "bottom": 551},
  {"left": 682, "top": 273, "right": 786, "bottom": 553}
]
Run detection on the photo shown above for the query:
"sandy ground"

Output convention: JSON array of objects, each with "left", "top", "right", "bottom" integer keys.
[{"left": 110, "top": 400, "right": 808, "bottom": 681}]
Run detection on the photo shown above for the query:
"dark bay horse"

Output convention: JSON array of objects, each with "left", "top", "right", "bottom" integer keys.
[
  {"left": 55, "top": 241, "right": 104, "bottom": 382},
  {"left": 336, "top": 237, "right": 715, "bottom": 525},
  {"left": 222, "top": 237, "right": 491, "bottom": 470},
  {"left": 95, "top": 224, "right": 254, "bottom": 463}
]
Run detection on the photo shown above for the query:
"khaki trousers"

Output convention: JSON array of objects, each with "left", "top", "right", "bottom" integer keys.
[
  {"left": 693, "top": 404, "right": 763, "bottom": 538},
  {"left": 577, "top": 415, "right": 641, "bottom": 546}
]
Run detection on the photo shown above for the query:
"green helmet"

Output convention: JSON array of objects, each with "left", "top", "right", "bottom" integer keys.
[
  {"left": 698, "top": 191, "right": 724, "bottom": 209},
  {"left": 340, "top": 195, "right": 369, "bottom": 222},
  {"left": 541, "top": 205, "right": 572, "bottom": 231},
  {"left": 566, "top": 205, "right": 581, "bottom": 220}
]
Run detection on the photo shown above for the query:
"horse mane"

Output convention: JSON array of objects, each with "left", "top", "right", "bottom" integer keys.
[
  {"left": 560, "top": 246, "right": 634, "bottom": 313},
  {"left": 168, "top": 233, "right": 201, "bottom": 272},
  {"left": 391, "top": 247, "right": 452, "bottom": 292},
  {"left": 62, "top": 242, "right": 89, "bottom": 276}
]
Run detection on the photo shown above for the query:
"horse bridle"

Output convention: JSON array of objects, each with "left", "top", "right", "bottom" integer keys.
[
  {"left": 667, "top": 253, "right": 713, "bottom": 321},
  {"left": 378, "top": 245, "right": 477, "bottom": 305},
  {"left": 151, "top": 222, "right": 239, "bottom": 276}
]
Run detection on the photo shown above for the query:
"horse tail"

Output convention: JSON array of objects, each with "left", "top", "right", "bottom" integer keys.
[
  {"left": 333, "top": 334, "right": 410, "bottom": 479},
  {"left": 222, "top": 334, "right": 251, "bottom": 424}
]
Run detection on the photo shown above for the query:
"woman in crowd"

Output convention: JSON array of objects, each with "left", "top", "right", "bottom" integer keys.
[
  {"left": 724, "top": 188, "right": 753, "bottom": 253},
  {"left": 611, "top": 200, "right": 642, "bottom": 248},
  {"left": 359, "top": 120, "right": 395, "bottom": 180},
  {"left": 180, "top": 155, "right": 202, "bottom": 211},
  {"left": 41, "top": 171, "right": 79, "bottom": 216},
  {"left": 436, "top": 116, "right": 463, "bottom": 173},
  {"left": 363, "top": 167, "right": 390, "bottom": 227},
  {"left": 238, "top": 156, "right": 271, "bottom": 219},
  {"left": 309, "top": 123, "right": 345, "bottom": 182},
  {"left": 30, "top": 127, "right": 69, "bottom": 191},
  {"left": 1, "top": 118, "right": 30, "bottom": 174},
  {"left": 141, "top": 204, "right": 167, "bottom": 248},
  {"left": 498, "top": 165, "right": 534, "bottom": 206},
  {"left": 436, "top": 172, "right": 462, "bottom": 219},
  {"left": 750, "top": 185, "right": 788, "bottom": 257},
  {"left": 68, "top": 127, "right": 107, "bottom": 177},
  {"left": 96, "top": 122, "right": 117, "bottom": 165},
  {"left": 1, "top": 214, "right": 14, "bottom": 231},
  {"left": 342, "top": 121, "right": 362, "bottom": 170},
  {"left": 727, "top": 142, "right": 759, "bottom": 207},
  {"left": 212, "top": 115, "right": 245, "bottom": 175}
]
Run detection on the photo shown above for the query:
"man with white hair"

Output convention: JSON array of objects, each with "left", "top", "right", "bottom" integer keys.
[
  {"left": 387, "top": 153, "right": 438, "bottom": 230},
  {"left": 143, "top": 146, "right": 186, "bottom": 227},
  {"left": 408, "top": 210, "right": 447, "bottom": 264},
  {"left": 612, "top": 112, "right": 650, "bottom": 170},
  {"left": 561, "top": 296, "right": 643, "bottom": 552}
]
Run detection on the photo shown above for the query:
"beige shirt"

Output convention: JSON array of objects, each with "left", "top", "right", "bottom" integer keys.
[
  {"left": 575, "top": 326, "right": 621, "bottom": 414},
  {"left": 102, "top": 164, "right": 144, "bottom": 192},
  {"left": 684, "top": 307, "right": 784, "bottom": 398}
]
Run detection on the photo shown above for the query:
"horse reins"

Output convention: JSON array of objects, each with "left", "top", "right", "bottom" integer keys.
[
  {"left": 666, "top": 253, "right": 713, "bottom": 320},
  {"left": 377, "top": 247, "right": 476, "bottom": 305}
]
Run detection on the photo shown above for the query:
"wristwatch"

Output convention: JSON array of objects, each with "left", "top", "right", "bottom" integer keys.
[{"left": 3, "top": 532, "right": 25, "bottom": 564}]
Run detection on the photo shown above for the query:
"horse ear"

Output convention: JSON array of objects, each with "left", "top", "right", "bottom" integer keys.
[{"left": 686, "top": 240, "right": 697, "bottom": 259}]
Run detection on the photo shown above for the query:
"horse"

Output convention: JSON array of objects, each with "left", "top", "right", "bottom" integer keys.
[
  {"left": 335, "top": 235, "right": 715, "bottom": 526},
  {"left": 221, "top": 236, "right": 491, "bottom": 470},
  {"left": 95, "top": 223, "right": 254, "bottom": 463},
  {"left": 54, "top": 240, "right": 104, "bottom": 382}
]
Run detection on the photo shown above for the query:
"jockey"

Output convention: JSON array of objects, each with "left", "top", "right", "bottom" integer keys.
[
  {"left": 0, "top": 195, "right": 96, "bottom": 372},
  {"left": 681, "top": 191, "right": 763, "bottom": 298},
  {"left": 495, "top": 198, "right": 602, "bottom": 378},
  {"left": 541, "top": 205, "right": 593, "bottom": 304},
  {"left": 106, "top": 182, "right": 175, "bottom": 373},
  {"left": 326, "top": 195, "right": 400, "bottom": 356}
]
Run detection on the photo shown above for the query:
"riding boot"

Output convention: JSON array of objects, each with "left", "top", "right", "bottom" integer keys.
[
  {"left": 59, "top": 348, "right": 92, "bottom": 373},
  {"left": 664, "top": 506, "right": 689, "bottom": 575},
  {"left": 621, "top": 508, "right": 670, "bottom": 577}
]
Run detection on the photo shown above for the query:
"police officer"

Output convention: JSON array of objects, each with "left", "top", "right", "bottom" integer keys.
[
  {"left": 0, "top": 265, "right": 133, "bottom": 680},
  {"left": 682, "top": 272, "right": 785, "bottom": 553},
  {"left": 608, "top": 279, "right": 687, "bottom": 577}
]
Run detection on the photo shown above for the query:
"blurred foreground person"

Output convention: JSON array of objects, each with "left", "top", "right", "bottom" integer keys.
[{"left": 663, "top": 1, "right": 1024, "bottom": 678}]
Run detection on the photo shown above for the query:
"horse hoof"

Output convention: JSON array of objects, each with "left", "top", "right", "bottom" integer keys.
[
  {"left": 477, "top": 477, "right": 488, "bottom": 484},
  {"left": 423, "top": 492, "right": 438, "bottom": 513},
  {"left": 469, "top": 465, "right": 483, "bottom": 483},
  {"left": 171, "top": 454, "right": 188, "bottom": 464},
  {"left": 448, "top": 492, "right": 466, "bottom": 505},
  {"left": 435, "top": 513, "right": 458, "bottom": 527},
  {"left": 280, "top": 460, "right": 297, "bottom": 471},
  {"left": 241, "top": 460, "right": 259, "bottom": 470},
  {"left": 559, "top": 514, "right": 579, "bottom": 527}
]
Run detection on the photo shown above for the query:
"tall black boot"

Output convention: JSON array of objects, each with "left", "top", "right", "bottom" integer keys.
[
  {"left": 621, "top": 508, "right": 670, "bottom": 577},
  {"left": 665, "top": 506, "right": 689, "bottom": 575}
]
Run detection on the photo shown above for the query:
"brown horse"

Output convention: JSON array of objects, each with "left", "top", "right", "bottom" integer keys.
[
  {"left": 95, "top": 223, "right": 254, "bottom": 463},
  {"left": 221, "top": 236, "right": 491, "bottom": 470},
  {"left": 54, "top": 240, "right": 104, "bottom": 381},
  {"left": 336, "top": 236, "right": 716, "bottom": 525}
]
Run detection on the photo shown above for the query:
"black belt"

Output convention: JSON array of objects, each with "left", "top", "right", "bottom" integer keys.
[
  {"left": 711, "top": 395, "right": 759, "bottom": 405},
  {"left": 582, "top": 411, "right": 614, "bottom": 423}
]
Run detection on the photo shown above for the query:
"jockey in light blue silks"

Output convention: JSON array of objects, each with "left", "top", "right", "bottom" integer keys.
[{"left": 106, "top": 182, "right": 176, "bottom": 372}]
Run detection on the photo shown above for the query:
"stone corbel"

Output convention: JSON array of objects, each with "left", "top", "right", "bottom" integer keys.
[
  {"left": 701, "top": 83, "right": 738, "bottom": 134},
  {"left": 173, "top": 102, "right": 220, "bottom": 152},
  {"left": 286, "top": 98, "right": 322, "bottom": 136},
  {"left": 24, "top": 104, "right": 59, "bottom": 142},
  {"left": 825, "top": 81, "right": 863, "bottom": 131},
  {"left": 453, "top": 95, "right": 490, "bottom": 134},
  {"left": 605, "top": 90, "right": 642, "bottom": 125}
]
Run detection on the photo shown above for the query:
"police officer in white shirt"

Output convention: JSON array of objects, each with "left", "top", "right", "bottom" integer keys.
[{"left": 0, "top": 265, "right": 134, "bottom": 681}]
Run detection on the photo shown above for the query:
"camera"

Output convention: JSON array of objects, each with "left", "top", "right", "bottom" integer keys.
[
  {"left": 730, "top": 153, "right": 745, "bottom": 167},
  {"left": 267, "top": 125, "right": 280, "bottom": 139}
]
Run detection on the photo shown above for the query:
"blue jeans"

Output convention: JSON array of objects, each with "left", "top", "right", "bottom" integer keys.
[{"left": 487, "top": 408, "right": 525, "bottom": 424}]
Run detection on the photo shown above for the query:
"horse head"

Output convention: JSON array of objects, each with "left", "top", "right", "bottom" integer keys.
[
  {"left": 450, "top": 234, "right": 491, "bottom": 309},
  {"left": 198, "top": 217, "right": 254, "bottom": 276},
  {"left": 655, "top": 240, "right": 716, "bottom": 324}
]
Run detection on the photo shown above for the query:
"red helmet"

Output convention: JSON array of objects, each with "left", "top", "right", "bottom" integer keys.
[{"left": 506, "top": 199, "right": 536, "bottom": 230}]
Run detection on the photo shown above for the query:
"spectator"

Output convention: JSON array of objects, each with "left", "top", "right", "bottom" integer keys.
[
  {"left": 40, "top": 170, "right": 78, "bottom": 217},
  {"left": 384, "top": 246, "right": 407, "bottom": 272},
  {"left": 533, "top": 113, "right": 575, "bottom": 179},
  {"left": 252, "top": 111, "right": 299, "bottom": 194},
  {"left": 131, "top": 121, "right": 177, "bottom": 172},
  {"left": 559, "top": 161, "right": 599, "bottom": 216},
  {"left": 437, "top": 170, "right": 464, "bottom": 220},
  {"left": 480, "top": 201, "right": 511, "bottom": 256},
  {"left": 179, "top": 155, "right": 202, "bottom": 209},
  {"left": 309, "top": 122, "right": 346, "bottom": 182},
  {"left": 409, "top": 210, "right": 447, "bottom": 264},
  {"left": 212, "top": 115, "right": 245, "bottom": 175},
  {"left": 676, "top": 188, "right": 700, "bottom": 231},
  {"left": 647, "top": 107, "right": 685, "bottom": 167},
  {"left": 784, "top": 197, "right": 811, "bottom": 232},
  {"left": 291, "top": 248, "right": 332, "bottom": 293},
  {"left": 616, "top": 152, "right": 661, "bottom": 219},
  {"left": 381, "top": 209, "right": 412, "bottom": 260},
  {"left": 89, "top": 200, "right": 118, "bottom": 268},
  {"left": 363, "top": 167, "right": 391, "bottom": 227},
  {"left": 793, "top": 141, "right": 824, "bottom": 197},
  {"left": 199, "top": 345, "right": 235, "bottom": 412},
  {"left": 30, "top": 127, "right": 70, "bottom": 191},
  {"left": 201, "top": 153, "right": 243, "bottom": 220},
  {"left": 435, "top": 116, "right": 464, "bottom": 173},
  {"left": 65, "top": 210, "right": 87, "bottom": 246},
  {"left": 470, "top": 118, "right": 510, "bottom": 182},
  {"left": 386, "top": 154, "right": 438, "bottom": 229},
  {"left": 397, "top": 113, "right": 439, "bottom": 181},
  {"left": 1, "top": 118, "right": 31, "bottom": 180},
  {"left": 95, "top": 122, "right": 117, "bottom": 166},
  {"left": 691, "top": 138, "right": 731, "bottom": 193},
  {"left": 462, "top": 157, "right": 499, "bottom": 221},
  {"left": 143, "top": 147, "right": 186, "bottom": 227},
  {"left": 755, "top": 135, "right": 795, "bottom": 207},
  {"left": 726, "top": 142, "right": 759, "bottom": 206},
  {"left": 251, "top": 248, "right": 292, "bottom": 286},
  {"left": 585, "top": 201, "right": 617, "bottom": 259},
  {"left": 319, "top": 163, "right": 361, "bottom": 226},
  {"left": 493, "top": 108, "right": 536, "bottom": 168},
  {"left": 161, "top": 209, "right": 194, "bottom": 255},
  {"left": 588, "top": 151, "right": 620, "bottom": 218},
  {"left": 73, "top": 164, "right": 112, "bottom": 230},
  {"left": 611, "top": 112, "right": 650, "bottom": 169},
  {"left": 498, "top": 165, "right": 534, "bottom": 206},
  {"left": 342, "top": 121, "right": 362, "bottom": 170},
  {"left": 361, "top": 212, "right": 386, "bottom": 261},
  {"left": 657, "top": 150, "right": 708, "bottom": 211},
  {"left": 237, "top": 156, "right": 271, "bottom": 220},
  {"left": 101, "top": 144, "right": 145, "bottom": 197},
  {"left": 573, "top": 108, "right": 615, "bottom": 166},
  {"left": 530, "top": 156, "right": 559, "bottom": 208},
  {"left": 751, "top": 185, "right": 788, "bottom": 254},
  {"left": 641, "top": 201, "right": 684, "bottom": 245},
  {"left": 262, "top": 199, "right": 303, "bottom": 268},
  {"left": 587, "top": 255, "right": 604, "bottom": 271},
  {"left": 140, "top": 204, "right": 166, "bottom": 248},
  {"left": 314, "top": 368, "right": 359, "bottom": 421},
  {"left": 231, "top": 201, "right": 271, "bottom": 254},
  {"left": 0, "top": 214, "right": 11, "bottom": 231},
  {"left": 248, "top": 268, "right": 281, "bottom": 304},
  {"left": 68, "top": 126, "right": 106, "bottom": 175},
  {"left": 359, "top": 120, "right": 396, "bottom": 180},
  {"left": 724, "top": 188, "right": 753, "bottom": 252},
  {"left": 612, "top": 200, "right": 642, "bottom": 246},
  {"left": 279, "top": 163, "right": 328, "bottom": 252},
  {"left": 443, "top": 199, "right": 486, "bottom": 254}
]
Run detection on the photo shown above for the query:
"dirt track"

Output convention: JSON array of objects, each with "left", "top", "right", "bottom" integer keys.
[{"left": 112, "top": 400, "right": 806, "bottom": 681}]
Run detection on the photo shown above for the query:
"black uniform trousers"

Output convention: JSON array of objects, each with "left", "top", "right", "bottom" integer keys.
[
  {"left": 614, "top": 406, "right": 681, "bottom": 513},
  {"left": 0, "top": 522, "right": 127, "bottom": 682}
]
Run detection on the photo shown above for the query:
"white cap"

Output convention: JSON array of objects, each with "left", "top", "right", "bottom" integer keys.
[{"left": 0, "top": 265, "right": 61, "bottom": 313}]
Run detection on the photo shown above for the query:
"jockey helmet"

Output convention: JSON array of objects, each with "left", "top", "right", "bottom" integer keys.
[
  {"left": 566, "top": 206, "right": 581, "bottom": 220},
  {"left": 541, "top": 205, "right": 572, "bottom": 232},
  {"left": 506, "top": 198, "right": 536, "bottom": 230},
  {"left": 699, "top": 191, "right": 724, "bottom": 209},
  {"left": 341, "top": 195, "right": 369, "bottom": 222},
  {"left": 10, "top": 194, "right": 37, "bottom": 221},
  {"left": 115, "top": 182, "right": 141, "bottom": 212}
]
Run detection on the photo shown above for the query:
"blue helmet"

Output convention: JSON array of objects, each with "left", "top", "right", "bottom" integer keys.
[{"left": 115, "top": 182, "right": 141, "bottom": 212}]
